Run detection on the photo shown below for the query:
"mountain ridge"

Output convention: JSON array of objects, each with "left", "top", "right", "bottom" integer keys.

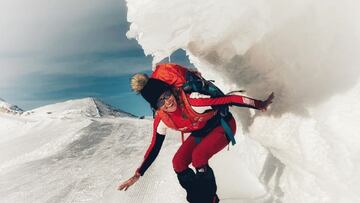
[
  {"left": 29, "top": 97, "right": 136, "bottom": 118},
  {"left": 0, "top": 97, "right": 136, "bottom": 118}
]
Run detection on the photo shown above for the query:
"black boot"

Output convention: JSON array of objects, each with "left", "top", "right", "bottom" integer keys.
[
  {"left": 196, "top": 165, "right": 219, "bottom": 203},
  {"left": 177, "top": 168, "right": 200, "bottom": 203}
]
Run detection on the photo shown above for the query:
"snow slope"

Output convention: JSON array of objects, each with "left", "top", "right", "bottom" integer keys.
[
  {"left": 0, "top": 98, "right": 272, "bottom": 202},
  {"left": 126, "top": 0, "right": 360, "bottom": 202},
  {"left": 0, "top": 98, "right": 170, "bottom": 202}
]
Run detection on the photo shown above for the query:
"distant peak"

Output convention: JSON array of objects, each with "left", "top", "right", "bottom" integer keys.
[
  {"left": 29, "top": 97, "right": 135, "bottom": 118},
  {"left": 0, "top": 98, "right": 23, "bottom": 115},
  {"left": 90, "top": 98, "right": 136, "bottom": 118}
]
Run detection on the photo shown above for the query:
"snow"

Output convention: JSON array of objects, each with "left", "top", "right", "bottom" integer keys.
[
  {"left": 1, "top": 92, "right": 359, "bottom": 203},
  {"left": 0, "top": 98, "right": 186, "bottom": 202},
  {"left": 0, "top": 98, "right": 146, "bottom": 202},
  {"left": 0, "top": 97, "right": 269, "bottom": 202},
  {"left": 1, "top": 0, "right": 360, "bottom": 202},
  {"left": 0, "top": 107, "right": 265, "bottom": 202},
  {"left": 125, "top": 0, "right": 360, "bottom": 202}
]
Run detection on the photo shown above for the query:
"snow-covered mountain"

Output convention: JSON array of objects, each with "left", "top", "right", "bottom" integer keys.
[
  {"left": 27, "top": 97, "right": 136, "bottom": 119},
  {"left": 0, "top": 98, "right": 23, "bottom": 115}
]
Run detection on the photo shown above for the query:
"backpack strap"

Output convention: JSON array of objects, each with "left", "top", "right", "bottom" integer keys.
[
  {"left": 220, "top": 117, "right": 236, "bottom": 145},
  {"left": 183, "top": 71, "right": 237, "bottom": 145},
  {"left": 192, "top": 116, "right": 234, "bottom": 145},
  {"left": 195, "top": 137, "right": 202, "bottom": 144}
]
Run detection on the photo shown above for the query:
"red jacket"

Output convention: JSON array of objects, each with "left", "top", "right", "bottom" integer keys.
[{"left": 136, "top": 91, "right": 264, "bottom": 176}]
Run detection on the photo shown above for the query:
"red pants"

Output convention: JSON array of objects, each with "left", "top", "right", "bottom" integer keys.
[{"left": 172, "top": 117, "right": 237, "bottom": 173}]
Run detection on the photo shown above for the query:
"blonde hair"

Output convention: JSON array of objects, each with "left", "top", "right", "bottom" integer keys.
[{"left": 130, "top": 73, "right": 149, "bottom": 94}]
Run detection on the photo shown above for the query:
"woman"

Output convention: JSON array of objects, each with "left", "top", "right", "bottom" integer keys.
[{"left": 118, "top": 64, "right": 274, "bottom": 203}]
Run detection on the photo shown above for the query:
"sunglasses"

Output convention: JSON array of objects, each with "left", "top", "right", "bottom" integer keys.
[{"left": 156, "top": 91, "right": 172, "bottom": 108}]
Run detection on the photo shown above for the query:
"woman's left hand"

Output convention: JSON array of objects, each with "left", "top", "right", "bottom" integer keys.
[{"left": 117, "top": 172, "right": 141, "bottom": 191}]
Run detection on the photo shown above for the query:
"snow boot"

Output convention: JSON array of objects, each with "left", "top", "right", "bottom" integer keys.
[
  {"left": 196, "top": 165, "right": 219, "bottom": 203},
  {"left": 177, "top": 168, "right": 200, "bottom": 203}
]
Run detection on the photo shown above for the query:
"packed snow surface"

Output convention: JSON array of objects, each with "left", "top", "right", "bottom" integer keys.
[{"left": 126, "top": 0, "right": 360, "bottom": 202}]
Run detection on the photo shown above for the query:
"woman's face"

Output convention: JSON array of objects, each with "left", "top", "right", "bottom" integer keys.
[{"left": 158, "top": 91, "right": 177, "bottom": 112}]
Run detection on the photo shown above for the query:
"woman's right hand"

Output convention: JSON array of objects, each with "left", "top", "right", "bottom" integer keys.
[
  {"left": 117, "top": 172, "right": 141, "bottom": 191},
  {"left": 260, "top": 92, "right": 274, "bottom": 112}
]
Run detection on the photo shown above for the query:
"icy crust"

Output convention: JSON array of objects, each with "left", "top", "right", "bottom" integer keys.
[
  {"left": 28, "top": 97, "right": 135, "bottom": 119},
  {"left": 126, "top": 0, "right": 271, "bottom": 66},
  {"left": 0, "top": 99, "right": 23, "bottom": 115}
]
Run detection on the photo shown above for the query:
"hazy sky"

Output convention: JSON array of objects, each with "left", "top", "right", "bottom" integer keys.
[{"left": 0, "top": 0, "right": 191, "bottom": 116}]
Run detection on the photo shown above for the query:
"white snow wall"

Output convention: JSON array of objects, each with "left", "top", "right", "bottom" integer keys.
[{"left": 126, "top": 0, "right": 360, "bottom": 202}]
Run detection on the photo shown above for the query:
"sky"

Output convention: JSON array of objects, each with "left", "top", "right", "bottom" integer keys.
[{"left": 0, "top": 0, "right": 192, "bottom": 116}]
